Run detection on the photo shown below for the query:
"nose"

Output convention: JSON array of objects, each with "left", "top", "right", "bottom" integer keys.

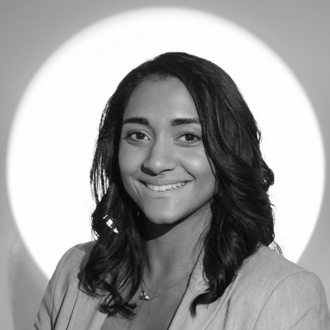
[{"left": 142, "top": 138, "right": 176, "bottom": 175}]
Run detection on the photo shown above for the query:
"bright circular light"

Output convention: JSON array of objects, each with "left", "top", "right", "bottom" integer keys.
[{"left": 7, "top": 7, "right": 325, "bottom": 278}]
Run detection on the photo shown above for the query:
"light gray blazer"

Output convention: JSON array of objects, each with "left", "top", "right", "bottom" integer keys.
[{"left": 35, "top": 242, "right": 330, "bottom": 329}]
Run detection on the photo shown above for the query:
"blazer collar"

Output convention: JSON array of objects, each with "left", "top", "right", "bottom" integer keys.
[
  {"left": 73, "top": 251, "right": 233, "bottom": 330},
  {"left": 169, "top": 254, "right": 239, "bottom": 330}
]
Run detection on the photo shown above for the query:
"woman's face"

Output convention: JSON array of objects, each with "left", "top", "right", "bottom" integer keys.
[{"left": 118, "top": 77, "right": 215, "bottom": 225}]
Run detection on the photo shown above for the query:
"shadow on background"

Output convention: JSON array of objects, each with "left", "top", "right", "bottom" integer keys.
[{"left": 9, "top": 236, "right": 48, "bottom": 329}]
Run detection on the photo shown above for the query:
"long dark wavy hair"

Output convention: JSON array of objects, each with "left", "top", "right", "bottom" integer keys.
[{"left": 80, "top": 52, "right": 276, "bottom": 317}]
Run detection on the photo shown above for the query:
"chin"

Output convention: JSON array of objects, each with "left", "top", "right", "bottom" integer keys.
[
  {"left": 144, "top": 213, "right": 180, "bottom": 225},
  {"left": 146, "top": 209, "right": 207, "bottom": 227}
]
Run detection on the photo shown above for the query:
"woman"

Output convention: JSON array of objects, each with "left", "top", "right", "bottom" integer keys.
[{"left": 35, "top": 52, "right": 330, "bottom": 329}]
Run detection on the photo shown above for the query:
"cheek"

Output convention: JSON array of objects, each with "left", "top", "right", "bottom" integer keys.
[
  {"left": 118, "top": 143, "right": 142, "bottom": 185},
  {"left": 189, "top": 154, "right": 216, "bottom": 197},
  {"left": 185, "top": 152, "right": 214, "bottom": 180},
  {"left": 118, "top": 143, "right": 130, "bottom": 181}
]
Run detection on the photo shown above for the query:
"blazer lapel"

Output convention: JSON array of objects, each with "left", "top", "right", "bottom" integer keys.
[
  {"left": 168, "top": 259, "right": 238, "bottom": 330},
  {"left": 69, "top": 290, "right": 107, "bottom": 330},
  {"left": 168, "top": 258, "right": 210, "bottom": 330}
]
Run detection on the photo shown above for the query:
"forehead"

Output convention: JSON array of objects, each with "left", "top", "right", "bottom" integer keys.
[{"left": 123, "top": 77, "right": 198, "bottom": 120}]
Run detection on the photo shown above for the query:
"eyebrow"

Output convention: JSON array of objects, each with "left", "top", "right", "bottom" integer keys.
[
  {"left": 171, "top": 118, "right": 200, "bottom": 126},
  {"left": 122, "top": 117, "right": 200, "bottom": 127},
  {"left": 122, "top": 117, "right": 149, "bottom": 126}
]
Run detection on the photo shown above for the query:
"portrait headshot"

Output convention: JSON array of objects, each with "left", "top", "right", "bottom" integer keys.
[{"left": 1, "top": 2, "right": 330, "bottom": 330}]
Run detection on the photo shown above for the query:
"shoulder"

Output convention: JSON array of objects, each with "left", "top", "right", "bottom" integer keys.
[
  {"left": 231, "top": 246, "right": 330, "bottom": 329},
  {"left": 35, "top": 242, "right": 96, "bottom": 329},
  {"left": 241, "top": 245, "right": 314, "bottom": 281},
  {"left": 58, "top": 241, "right": 95, "bottom": 270},
  {"left": 237, "top": 245, "right": 325, "bottom": 299},
  {"left": 52, "top": 241, "right": 95, "bottom": 284},
  {"left": 50, "top": 241, "right": 95, "bottom": 299}
]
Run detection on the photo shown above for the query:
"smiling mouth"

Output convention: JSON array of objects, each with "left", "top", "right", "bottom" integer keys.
[{"left": 144, "top": 182, "right": 187, "bottom": 192}]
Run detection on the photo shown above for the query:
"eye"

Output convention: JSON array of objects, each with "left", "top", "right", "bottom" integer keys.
[
  {"left": 177, "top": 132, "right": 202, "bottom": 144},
  {"left": 131, "top": 132, "right": 148, "bottom": 140},
  {"left": 124, "top": 130, "right": 150, "bottom": 143}
]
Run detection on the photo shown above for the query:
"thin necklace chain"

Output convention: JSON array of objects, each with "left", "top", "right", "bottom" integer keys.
[{"left": 139, "top": 273, "right": 191, "bottom": 301}]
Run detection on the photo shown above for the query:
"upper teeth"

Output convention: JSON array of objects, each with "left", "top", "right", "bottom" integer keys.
[{"left": 146, "top": 182, "right": 186, "bottom": 192}]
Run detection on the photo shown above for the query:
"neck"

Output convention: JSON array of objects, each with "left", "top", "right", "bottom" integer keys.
[{"left": 143, "top": 209, "right": 210, "bottom": 286}]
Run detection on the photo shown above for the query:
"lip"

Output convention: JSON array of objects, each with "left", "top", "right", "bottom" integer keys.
[
  {"left": 139, "top": 180, "right": 191, "bottom": 193},
  {"left": 140, "top": 179, "right": 192, "bottom": 185},
  {"left": 145, "top": 182, "right": 186, "bottom": 192}
]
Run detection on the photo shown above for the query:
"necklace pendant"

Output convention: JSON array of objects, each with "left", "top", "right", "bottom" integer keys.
[{"left": 139, "top": 290, "right": 150, "bottom": 301}]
